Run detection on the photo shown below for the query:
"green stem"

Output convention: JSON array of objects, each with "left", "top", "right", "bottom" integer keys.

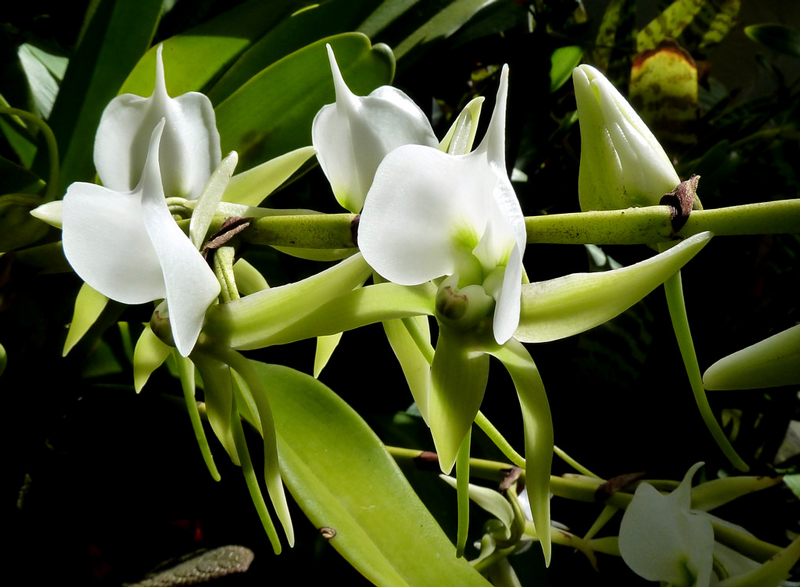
[
  {"left": 202, "top": 200, "right": 800, "bottom": 250},
  {"left": 553, "top": 445, "right": 600, "bottom": 478},
  {"left": 660, "top": 265, "right": 749, "bottom": 472},
  {"left": 474, "top": 411, "right": 526, "bottom": 469},
  {"left": 0, "top": 107, "right": 59, "bottom": 202},
  {"left": 456, "top": 428, "right": 472, "bottom": 558},
  {"left": 213, "top": 246, "right": 240, "bottom": 303}
]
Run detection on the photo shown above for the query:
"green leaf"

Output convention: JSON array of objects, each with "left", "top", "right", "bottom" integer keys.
[
  {"left": 41, "top": 0, "right": 162, "bottom": 193},
  {"left": 549, "top": 46, "right": 584, "bottom": 93},
  {"left": 252, "top": 360, "right": 493, "bottom": 586},
  {"left": 515, "top": 232, "right": 712, "bottom": 343},
  {"left": 214, "top": 32, "right": 394, "bottom": 173},
  {"left": 118, "top": 0, "right": 315, "bottom": 97},
  {"left": 745, "top": 24, "right": 800, "bottom": 59}
]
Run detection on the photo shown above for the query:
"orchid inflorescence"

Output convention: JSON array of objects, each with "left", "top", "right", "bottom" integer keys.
[{"left": 19, "top": 29, "right": 800, "bottom": 587}]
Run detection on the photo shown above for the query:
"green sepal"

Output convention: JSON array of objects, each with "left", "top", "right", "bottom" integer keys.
[
  {"left": 484, "top": 338, "right": 553, "bottom": 567},
  {"left": 233, "top": 258, "right": 269, "bottom": 295},
  {"left": 429, "top": 326, "right": 489, "bottom": 474},
  {"left": 132, "top": 323, "right": 172, "bottom": 393},
  {"left": 63, "top": 283, "right": 108, "bottom": 356},
  {"left": 190, "top": 152, "right": 238, "bottom": 250},
  {"left": 173, "top": 351, "right": 221, "bottom": 482},
  {"left": 515, "top": 232, "right": 712, "bottom": 343},
  {"left": 383, "top": 315, "right": 432, "bottom": 422},
  {"left": 438, "top": 96, "right": 484, "bottom": 155},
  {"left": 223, "top": 146, "right": 315, "bottom": 207},
  {"left": 314, "top": 332, "right": 343, "bottom": 378},
  {"left": 703, "top": 324, "right": 800, "bottom": 390},
  {"left": 716, "top": 537, "right": 800, "bottom": 587},
  {"left": 691, "top": 474, "right": 784, "bottom": 512},
  {"left": 203, "top": 252, "right": 373, "bottom": 349},
  {"left": 440, "top": 475, "right": 514, "bottom": 539},
  {"left": 192, "top": 351, "right": 240, "bottom": 466}
]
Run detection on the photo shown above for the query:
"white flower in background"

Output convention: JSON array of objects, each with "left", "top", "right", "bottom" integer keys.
[
  {"left": 573, "top": 64, "right": 681, "bottom": 211},
  {"left": 94, "top": 44, "right": 221, "bottom": 198},
  {"left": 312, "top": 44, "right": 438, "bottom": 213},
  {"left": 619, "top": 462, "right": 714, "bottom": 587}
]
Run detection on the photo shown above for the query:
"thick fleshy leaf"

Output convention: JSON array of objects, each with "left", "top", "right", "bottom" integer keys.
[
  {"left": 573, "top": 64, "right": 681, "bottom": 211},
  {"left": 515, "top": 232, "right": 712, "bottom": 343},
  {"left": 251, "top": 360, "right": 492, "bottom": 586},
  {"left": 429, "top": 327, "right": 490, "bottom": 474},
  {"left": 94, "top": 45, "right": 221, "bottom": 199},
  {"left": 485, "top": 338, "right": 553, "bottom": 566},
  {"left": 312, "top": 44, "right": 438, "bottom": 212},
  {"left": 703, "top": 324, "right": 800, "bottom": 390},
  {"left": 619, "top": 463, "right": 714, "bottom": 587}
]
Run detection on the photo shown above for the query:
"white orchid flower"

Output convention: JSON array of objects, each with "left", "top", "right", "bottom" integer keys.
[
  {"left": 359, "top": 64, "right": 525, "bottom": 344},
  {"left": 573, "top": 64, "right": 682, "bottom": 211},
  {"left": 619, "top": 462, "right": 715, "bottom": 587},
  {"left": 312, "top": 44, "right": 439, "bottom": 213},
  {"left": 62, "top": 119, "right": 220, "bottom": 356},
  {"left": 94, "top": 44, "right": 221, "bottom": 198}
]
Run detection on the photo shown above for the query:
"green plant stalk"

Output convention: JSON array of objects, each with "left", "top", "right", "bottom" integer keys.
[
  {"left": 474, "top": 412, "right": 526, "bottom": 469},
  {"left": 229, "top": 388, "right": 282, "bottom": 554},
  {"left": 0, "top": 107, "right": 59, "bottom": 202},
  {"left": 660, "top": 267, "right": 750, "bottom": 472},
  {"left": 553, "top": 445, "right": 600, "bottom": 478},
  {"left": 222, "top": 200, "right": 800, "bottom": 250},
  {"left": 456, "top": 428, "right": 472, "bottom": 558}
]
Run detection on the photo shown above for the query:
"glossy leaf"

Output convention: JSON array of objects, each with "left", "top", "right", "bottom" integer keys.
[
  {"left": 42, "top": 0, "right": 162, "bottom": 193},
  {"left": 215, "top": 33, "right": 394, "bottom": 173},
  {"left": 253, "top": 361, "right": 492, "bottom": 587}
]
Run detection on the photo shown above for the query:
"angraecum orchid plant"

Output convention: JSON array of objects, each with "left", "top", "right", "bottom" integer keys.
[{"left": 3, "top": 1, "right": 800, "bottom": 585}]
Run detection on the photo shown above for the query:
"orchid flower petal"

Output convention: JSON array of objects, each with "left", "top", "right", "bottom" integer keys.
[
  {"left": 703, "top": 323, "right": 800, "bottom": 390},
  {"left": 515, "top": 232, "right": 712, "bottom": 343},
  {"left": 573, "top": 64, "right": 681, "bottom": 211},
  {"left": 94, "top": 44, "right": 220, "bottom": 199},
  {"left": 619, "top": 462, "right": 714, "bottom": 587},
  {"left": 138, "top": 121, "right": 221, "bottom": 356},
  {"left": 312, "top": 44, "right": 438, "bottom": 213}
]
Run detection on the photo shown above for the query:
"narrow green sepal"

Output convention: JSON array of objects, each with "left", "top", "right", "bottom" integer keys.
[
  {"left": 716, "top": 536, "right": 800, "bottom": 587},
  {"left": 63, "top": 283, "right": 108, "bottom": 356},
  {"left": 485, "top": 338, "right": 553, "bottom": 567},
  {"left": 132, "top": 323, "right": 172, "bottom": 393},
  {"left": 192, "top": 352, "right": 240, "bottom": 465},
  {"left": 314, "top": 332, "right": 343, "bottom": 378},
  {"left": 516, "top": 232, "right": 712, "bottom": 343},
  {"left": 223, "top": 146, "right": 316, "bottom": 207},
  {"left": 429, "top": 327, "right": 489, "bottom": 474}
]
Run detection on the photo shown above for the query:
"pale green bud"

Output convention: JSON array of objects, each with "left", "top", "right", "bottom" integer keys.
[{"left": 573, "top": 64, "right": 681, "bottom": 211}]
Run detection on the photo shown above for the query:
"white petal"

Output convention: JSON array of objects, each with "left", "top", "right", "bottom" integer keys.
[
  {"left": 139, "top": 121, "right": 220, "bottom": 356},
  {"left": 94, "top": 44, "right": 220, "bottom": 199},
  {"left": 62, "top": 183, "right": 165, "bottom": 305},
  {"left": 312, "top": 44, "right": 437, "bottom": 212},
  {"left": 30, "top": 200, "right": 63, "bottom": 228},
  {"left": 359, "top": 144, "right": 493, "bottom": 285},
  {"left": 619, "top": 463, "right": 714, "bottom": 587}
]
